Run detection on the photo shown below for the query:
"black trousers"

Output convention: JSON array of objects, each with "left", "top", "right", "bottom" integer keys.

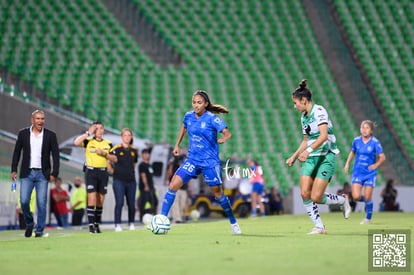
[{"left": 138, "top": 190, "right": 158, "bottom": 222}]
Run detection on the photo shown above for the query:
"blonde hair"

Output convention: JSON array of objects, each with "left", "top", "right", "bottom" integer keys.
[
  {"left": 121, "top": 128, "right": 134, "bottom": 145},
  {"left": 360, "top": 120, "right": 377, "bottom": 135},
  {"left": 361, "top": 120, "right": 376, "bottom": 129}
]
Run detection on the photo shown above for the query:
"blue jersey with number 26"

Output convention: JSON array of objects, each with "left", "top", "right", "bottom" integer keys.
[{"left": 183, "top": 110, "right": 227, "bottom": 167}]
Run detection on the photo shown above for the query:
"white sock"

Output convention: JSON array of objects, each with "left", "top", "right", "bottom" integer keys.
[{"left": 304, "top": 200, "right": 324, "bottom": 228}]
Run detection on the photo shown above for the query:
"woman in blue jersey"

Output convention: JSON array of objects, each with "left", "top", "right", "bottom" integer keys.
[
  {"left": 343, "top": 120, "right": 386, "bottom": 224},
  {"left": 286, "top": 80, "right": 351, "bottom": 235},
  {"left": 160, "top": 90, "right": 241, "bottom": 234}
]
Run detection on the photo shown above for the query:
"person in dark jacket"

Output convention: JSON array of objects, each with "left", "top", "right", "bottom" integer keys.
[{"left": 11, "top": 109, "right": 60, "bottom": 238}]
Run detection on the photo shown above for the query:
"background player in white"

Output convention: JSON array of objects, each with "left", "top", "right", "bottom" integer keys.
[
  {"left": 343, "top": 120, "right": 386, "bottom": 224},
  {"left": 160, "top": 90, "right": 241, "bottom": 234},
  {"left": 286, "top": 79, "right": 351, "bottom": 234}
]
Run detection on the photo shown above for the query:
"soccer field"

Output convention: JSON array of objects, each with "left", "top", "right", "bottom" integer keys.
[{"left": 0, "top": 212, "right": 412, "bottom": 275}]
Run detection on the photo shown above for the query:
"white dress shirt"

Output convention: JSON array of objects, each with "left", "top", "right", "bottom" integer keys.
[{"left": 30, "top": 126, "right": 44, "bottom": 169}]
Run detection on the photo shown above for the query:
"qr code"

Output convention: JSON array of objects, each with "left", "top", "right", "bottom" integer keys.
[{"left": 369, "top": 229, "right": 411, "bottom": 272}]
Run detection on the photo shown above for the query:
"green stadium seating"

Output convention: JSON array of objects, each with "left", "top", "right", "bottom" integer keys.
[
  {"left": 5, "top": 0, "right": 410, "bottom": 192},
  {"left": 332, "top": 0, "right": 414, "bottom": 164}
]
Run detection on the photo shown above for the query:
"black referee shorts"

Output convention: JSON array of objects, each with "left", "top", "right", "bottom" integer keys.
[{"left": 85, "top": 168, "right": 109, "bottom": 194}]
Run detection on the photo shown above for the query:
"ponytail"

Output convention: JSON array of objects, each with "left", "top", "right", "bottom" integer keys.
[
  {"left": 292, "top": 79, "right": 312, "bottom": 101},
  {"left": 193, "top": 90, "right": 229, "bottom": 114}
]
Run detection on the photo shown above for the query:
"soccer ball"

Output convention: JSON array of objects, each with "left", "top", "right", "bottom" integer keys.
[
  {"left": 190, "top": 209, "right": 200, "bottom": 221},
  {"left": 142, "top": 213, "right": 153, "bottom": 226},
  {"left": 150, "top": 214, "right": 171, "bottom": 234}
]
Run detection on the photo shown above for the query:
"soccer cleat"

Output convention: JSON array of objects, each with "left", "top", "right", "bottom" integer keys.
[
  {"left": 25, "top": 224, "right": 34, "bottom": 238},
  {"left": 94, "top": 224, "right": 102, "bottom": 233},
  {"left": 360, "top": 219, "right": 371, "bottom": 225},
  {"left": 89, "top": 225, "right": 97, "bottom": 234},
  {"left": 231, "top": 223, "right": 242, "bottom": 235},
  {"left": 114, "top": 225, "right": 123, "bottom": 232},
  {"left": 343, "top": 194, "right": 351, "bottom": 219},
  {"left": 35, "top": 232, "right": 49, "bottom": 238},
  {"left": 307, "top": 227, "right": 327, "bottom": 235},
  {"left": 129, "top": 224, "right": 135, "bottom": 231}
]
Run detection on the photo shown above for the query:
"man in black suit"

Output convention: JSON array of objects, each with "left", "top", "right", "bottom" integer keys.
[{"left": 11, "top": 110, "right": 60, "bottom": 238}]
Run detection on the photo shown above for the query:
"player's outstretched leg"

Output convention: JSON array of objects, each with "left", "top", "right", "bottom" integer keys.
[
  {"left": 320, "top": 193, "right": 351, "bottom": 219},
  {"left": 216, "top": 194, "right": 241, "bottom": 234},
  {"left": 161, "top": 189, "right": 176, "bottom": 217}
]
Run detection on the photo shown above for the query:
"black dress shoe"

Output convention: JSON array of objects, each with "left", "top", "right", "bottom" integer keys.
[{"left": 25, "top": 224, "right": 34, "bottom": 238}]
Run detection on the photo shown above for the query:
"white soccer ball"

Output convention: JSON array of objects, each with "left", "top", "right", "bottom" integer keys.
[
  {"left": 190, "top": 209, "right": 200, "bottom": 221},
  {"left": 150, "top": 214, "right": 171, "bottom": 235},
  {"left": 142, "top": 213, "right": 153, "bottom": 226}
]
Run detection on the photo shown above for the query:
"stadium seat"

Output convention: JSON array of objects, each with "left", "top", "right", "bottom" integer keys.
[{"left": 4, "top": 0, "right": 409, "bottom": 191}]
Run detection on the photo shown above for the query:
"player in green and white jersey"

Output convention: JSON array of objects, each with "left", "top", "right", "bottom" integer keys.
[{"left": 286, "top": 79, "right": 351, "bottom": 235}]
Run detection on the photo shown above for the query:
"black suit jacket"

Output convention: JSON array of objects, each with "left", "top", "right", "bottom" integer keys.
[{"left": 11, "top": 127, "right": 60, "bottom": 179}]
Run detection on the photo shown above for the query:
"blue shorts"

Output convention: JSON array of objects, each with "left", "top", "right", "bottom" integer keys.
[
  {"left": 175, "top": 159, "right": 222, "bottom": 186},
  {"left": 351, "top": 174, "right": 377, "bottom": 187},
  {"left": 252, "top": 182, "right": 264, "bottom": 194}
]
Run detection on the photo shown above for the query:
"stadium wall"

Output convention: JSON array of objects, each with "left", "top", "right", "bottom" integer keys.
[
  {"left": 0, "top": 180, "right": 134, "bottom": 230},
  {"left": 0, "top": 92, "right": 88, "bottom": 144}
]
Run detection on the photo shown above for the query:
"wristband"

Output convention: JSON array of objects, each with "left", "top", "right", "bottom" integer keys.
[{"left": 306, "top": 147, "right": 313, "bottom": 153}]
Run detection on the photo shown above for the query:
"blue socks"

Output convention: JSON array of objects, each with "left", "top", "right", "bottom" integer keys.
[
  {"left": 357, "top": 195, "right": 372, "bottom": 220},
  {"left": 365, "top": 200, "right": 373, "bottom": 220},
  {"left": 356, "top": 195, "right": 372, "bottom": 220},
  {"left": 251, "top": 209, "right": 257, "bottom": 216},
  {"left": 163, "top": 191, "right": 237, "bottom": 224},
  {"left": 161, "top": 189, "right": 176, "bottom": 216},
  {"left": 216, "top": 194, "right": 237, "bottom": 224}
]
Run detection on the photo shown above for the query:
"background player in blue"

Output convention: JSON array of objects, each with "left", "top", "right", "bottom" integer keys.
[
  {"left": 343, "top": 120, "right": 386, "bottom": 224},
  {"left": 161, "top": 90, "right": 241, "bottom": 234}
]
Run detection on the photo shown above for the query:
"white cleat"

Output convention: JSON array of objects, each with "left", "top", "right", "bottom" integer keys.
[
  {"left": 343, "top": 194, "right": 351, "bottom": 219},
  {"left": 360, "top": 219, "right": 371, "bottom": 225},
  {"left": 307, "top": 227, "right": 327, "bottom": 235},
  {"left": 114, "top": 225, "right": 123, "bottom": 232},
  {"left": 231, "top": 223, "right": 242, "bottom": 235},
  {"left": 129, "top": 224, "right": 135, "bottom": 231}
]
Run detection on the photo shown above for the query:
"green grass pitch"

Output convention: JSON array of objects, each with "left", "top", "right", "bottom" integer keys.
[{"left": 0, "top": 212, "right": 412, "bottom": 275}]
